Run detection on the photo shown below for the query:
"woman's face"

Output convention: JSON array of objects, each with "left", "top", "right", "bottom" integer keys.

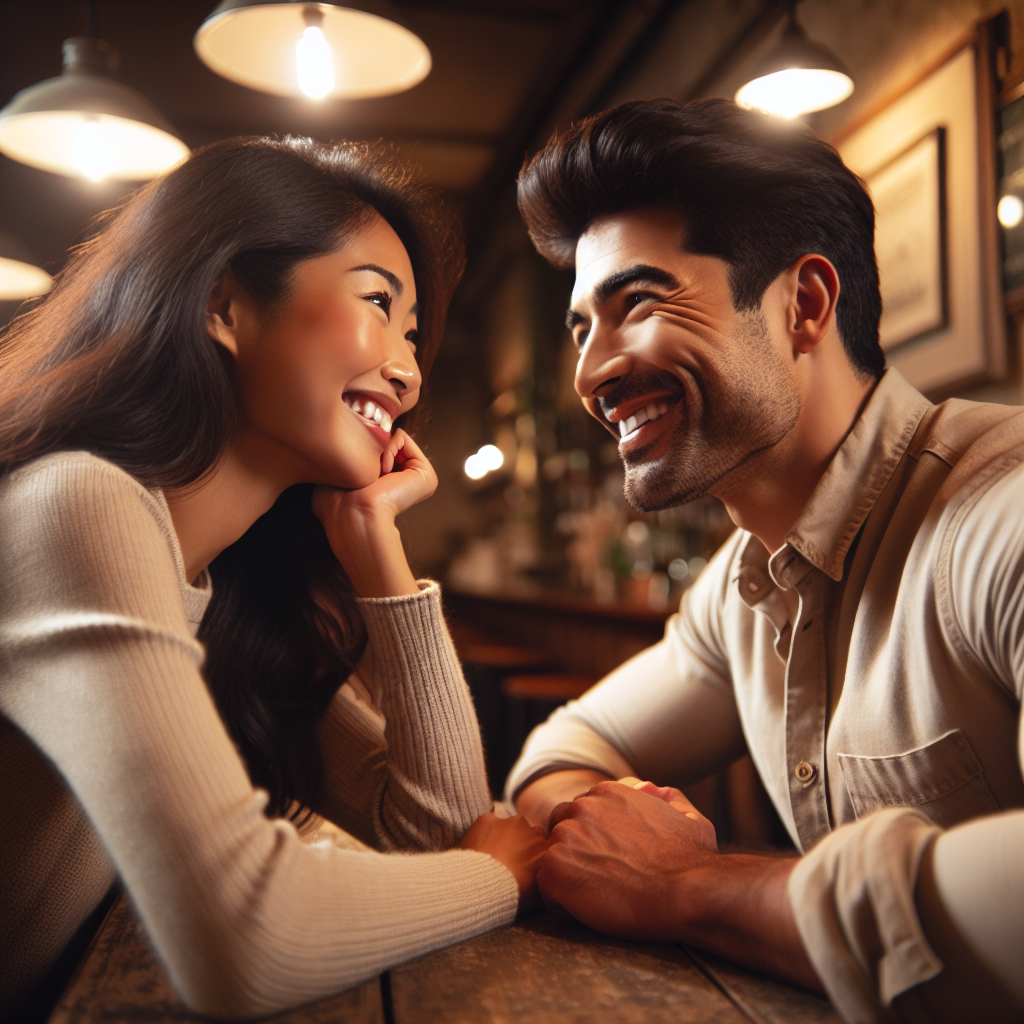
[{"left": 215, "top": 215, "right": 422, "bottom": 490}]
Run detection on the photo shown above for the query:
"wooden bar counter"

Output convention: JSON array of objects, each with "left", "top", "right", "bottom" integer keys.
[{"left": 48, "top": 893, "right": 839, "bottom": 1024}]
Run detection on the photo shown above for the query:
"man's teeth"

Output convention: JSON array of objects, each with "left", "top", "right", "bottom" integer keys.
[
  {"left": 345, "top": 395, "right": 393, "bottom": 433},
  {"left": 618, "top": 401, "right": 670, "bottom": 438}
]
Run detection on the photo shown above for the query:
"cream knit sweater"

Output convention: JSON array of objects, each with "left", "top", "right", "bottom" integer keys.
[{"left": 0, "top": 451, "right": 518, "bottom": 1019}]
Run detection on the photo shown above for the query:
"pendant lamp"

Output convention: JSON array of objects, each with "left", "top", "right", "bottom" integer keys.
[
  {"left": 735, "top": 4, "right": 853, "bottom": 119},
  {"left": 195, "top": 1, "right": 431, "bottom": 100},
  {"left": 0, "top": 36, "right": 189, "bottom": 181},
  {"left": 0, "top": 232, "right": 52, "bottom": 301}
]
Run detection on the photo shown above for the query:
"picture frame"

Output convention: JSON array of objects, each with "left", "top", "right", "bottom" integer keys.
[
  {"left": 867, "top": 127, "right": 947, "bottom": 352},
  {"left": 838, "top": 43, "right": 1007, "bottom": 397}
]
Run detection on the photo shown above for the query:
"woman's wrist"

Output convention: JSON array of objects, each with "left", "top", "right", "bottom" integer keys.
[{"left": 332, "top": 514, "right": 420, "bottom": 598}]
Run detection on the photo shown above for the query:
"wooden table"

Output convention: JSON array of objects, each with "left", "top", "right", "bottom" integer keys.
[{"left": 48, "top": 895, "right": 839, "bottom": 1024}]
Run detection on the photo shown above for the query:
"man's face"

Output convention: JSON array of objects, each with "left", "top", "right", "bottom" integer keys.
[{"left": 569, "top": 209, "right": 800, "bottom": 511}]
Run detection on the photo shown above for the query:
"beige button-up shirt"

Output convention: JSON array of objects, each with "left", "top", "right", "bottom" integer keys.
[{"left": 507, "top": 369, "right": 1023, "bottom": 1023}]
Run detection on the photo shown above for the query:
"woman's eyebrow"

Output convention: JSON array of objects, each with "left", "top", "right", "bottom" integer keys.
[{"left": 349, "top": 263, "right": 404, "bottom": 295}]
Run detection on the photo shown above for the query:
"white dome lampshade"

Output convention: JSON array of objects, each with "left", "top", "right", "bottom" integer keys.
[
  {"left": 195, "top": 1, "right": 431, "bottom": 101},
  {"left": 0, "top": 37, "right": 189, "bottom": 181},
  {"left": 736, "top": 10, "right": 853, "bottom": 119},
  {"left": 0, "top": 232, "right": 52, "bottom": 301}
]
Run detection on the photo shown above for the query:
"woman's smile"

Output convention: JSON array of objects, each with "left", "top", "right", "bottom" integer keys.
[{"left": 342, "top": 390, "right": 397, "bottom": 444}]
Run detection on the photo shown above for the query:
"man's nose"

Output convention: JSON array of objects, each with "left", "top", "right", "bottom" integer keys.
[{"left": 574, "top": 321, "right": 632, "bottom": 401}]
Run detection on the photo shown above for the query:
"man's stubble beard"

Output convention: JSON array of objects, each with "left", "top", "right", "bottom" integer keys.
[{"left": 623, "top": 310, "right": 801, "bottom": 512}]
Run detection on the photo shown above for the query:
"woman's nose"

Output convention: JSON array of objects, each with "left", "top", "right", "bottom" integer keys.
[{"left": 382, "top": 349, "right": 421, "bottom": 398}]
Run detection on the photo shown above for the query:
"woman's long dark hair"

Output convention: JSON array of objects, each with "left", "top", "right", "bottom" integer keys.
[{"left": 0, "top": 137, "right": 464, "bottom": 818}]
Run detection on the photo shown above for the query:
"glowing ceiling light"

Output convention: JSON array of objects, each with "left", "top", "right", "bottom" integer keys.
[
  {"left": 295, "top": 5, "right": 335, "bottom": 101},
  {"left": 736, "top": 67, "right": 853, "bottom": 119},
  {"left": 0, "top": 37, "right": 188, "bottom": 181},
  {"left": 0, "top": 232, "right": 53, "bottom": 301},
  {"left": 736, "top": 7, "right": 853, "bottom": 119},
  {"left": 73, "top": 119, "right": 113, "bottom": 181},
  {"left": 195, "top": 1, "right": 431, "bottom": 101},
  {"left": 464, "top": 445, "right": 504, "bottom": 480},
  {"left": 997, "top": 194, "right": 1023, "bottom": 229}
]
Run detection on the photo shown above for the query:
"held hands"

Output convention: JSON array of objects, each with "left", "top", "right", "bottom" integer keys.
[
  {"left": 312, "top": 430, "right": 436, "bottom": 598},
  {"left": 459, "top": 812, "right": 552, "bottom": 912},
  {"left": 537, "top": 778, "right": 718, "bottom": 941}
]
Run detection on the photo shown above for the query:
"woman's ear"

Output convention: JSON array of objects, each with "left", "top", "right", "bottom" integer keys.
[
  {"left": 787, "top": 254, "right": 840, "bottom": 356},
  {"left": 206, "top": 267, "right": 243, "bottom": 358}
]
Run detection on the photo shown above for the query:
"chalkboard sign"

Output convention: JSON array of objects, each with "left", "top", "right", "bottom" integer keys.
[{"left": 997, "top": 93, "right": 1024, "bottom": 293}]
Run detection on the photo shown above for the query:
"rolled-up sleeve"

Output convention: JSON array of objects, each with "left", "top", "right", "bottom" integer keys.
[{"left": 506, "top": 541, "right": 747, "bottom": 802}]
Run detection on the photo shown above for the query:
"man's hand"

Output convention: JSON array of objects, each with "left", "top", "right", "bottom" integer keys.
[
  {"left": 539, "top": 781, "right": 717, "bottom": 940},
  {"left": 538, "top": 779, "right": 823, "bottom": 992}
]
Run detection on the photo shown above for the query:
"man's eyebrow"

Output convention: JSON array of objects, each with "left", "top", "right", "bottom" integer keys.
[
  {"left": 349, "top": 263, "right": 404, "bottom": 296},
  {"left": 565, "top": 264, "right": 681, "bottom": 329}
]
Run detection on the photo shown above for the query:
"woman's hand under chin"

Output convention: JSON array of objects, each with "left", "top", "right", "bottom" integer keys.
[{"left": 312, "top": 429, "right": 437, "bottom": 598}]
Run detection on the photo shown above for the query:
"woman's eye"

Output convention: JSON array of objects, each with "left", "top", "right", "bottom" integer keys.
[
  {"left": 366, "top": 291, "right": 392, "bottom": 319},
  {"left": 405, "top": 329, "right": 418, "bottom": 352}
]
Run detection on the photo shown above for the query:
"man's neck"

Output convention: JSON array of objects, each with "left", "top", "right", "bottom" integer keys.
[{"left": 712, "top": 367, "right": 877, "bottom": 555}]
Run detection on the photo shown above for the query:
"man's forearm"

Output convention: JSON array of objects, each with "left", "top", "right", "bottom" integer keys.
[
  {"left": 516, "top": 769, "right": 613, "bottom": 830},
  {"left": 672, "top": 853, "right": 822, "bottom": 992}
]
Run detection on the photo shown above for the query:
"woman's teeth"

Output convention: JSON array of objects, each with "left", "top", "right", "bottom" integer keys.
[
  {"left": 344, "top": 395, "right": 393, "bottom": 433},
  {"left": 619, "top": 401, "right": 670, "bottom": 438}
]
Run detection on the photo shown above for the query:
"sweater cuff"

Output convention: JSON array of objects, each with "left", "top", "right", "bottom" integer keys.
[{"left": 787, "top": 807, "right": 943, "bottom": 1022}]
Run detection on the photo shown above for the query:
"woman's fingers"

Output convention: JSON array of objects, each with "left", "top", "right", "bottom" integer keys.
[{"left": 621, "top": 777, "right": 704, "bottom": 821}]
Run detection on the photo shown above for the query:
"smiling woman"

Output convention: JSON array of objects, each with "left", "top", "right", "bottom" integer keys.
[{"left": 0, "top": 137, "right": 547, "bottom": 1020}]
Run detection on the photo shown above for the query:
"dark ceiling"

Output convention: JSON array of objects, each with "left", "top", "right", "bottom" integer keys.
[{"left": 0, "top": 0, "right": 679, "bottom": 276}]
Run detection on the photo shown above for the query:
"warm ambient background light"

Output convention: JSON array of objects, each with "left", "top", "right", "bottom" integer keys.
[
  {"left": 464, "top": 445, "right": 504, "bottom": 481},
  {"left": 998, "top": 194, "right": 1024, "bottom": 229},
  {"left": 736, "top": 6, "right": 853, "bottom": 118},
  {"left": 0, "top": 37, "right": 189, "bottom": 181},
  {"left": 195, "top": 1, "right": 432, "bottom": 101}
]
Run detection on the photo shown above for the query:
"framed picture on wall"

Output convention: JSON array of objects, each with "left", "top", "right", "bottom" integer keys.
[
  {"left": 867, "top": 127, "right": 947, "bottom": 351},
  {"left": 838, "top": 43, "right": 1006, "bottom": 396}
]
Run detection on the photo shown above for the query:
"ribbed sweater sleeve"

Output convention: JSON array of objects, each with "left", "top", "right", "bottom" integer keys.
[
  {"left": 315, "top": 584, "right": 493, "bottom": 851},
  {"left": 0, "top": 453, "right": 518, "bottom": 1018}
]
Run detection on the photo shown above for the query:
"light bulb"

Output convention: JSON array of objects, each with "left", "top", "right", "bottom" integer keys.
[
  {"left": 73, "top": 119, "right": 113, "bottom": 181},
  {"left": 296, "top": 26, "right": 334, "bottom": 99},
  {"left": 736, "top": 68, "right": 853, "bottom": 118},
  {"left": 997, "top": 194, "right": 1023, "bottom": 229}
]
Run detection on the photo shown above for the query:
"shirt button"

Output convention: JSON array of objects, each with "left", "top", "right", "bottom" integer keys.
[{"left": 794, "top": 761, "right": 817, "bottom": 785}]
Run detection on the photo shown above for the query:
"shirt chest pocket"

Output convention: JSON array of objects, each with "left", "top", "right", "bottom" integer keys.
[{"left": 838, "top": 729, "right": 1000, "bottom": 829}]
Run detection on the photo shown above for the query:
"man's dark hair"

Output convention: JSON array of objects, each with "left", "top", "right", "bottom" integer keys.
[{"left": 517, "top": 97, "right": 884, "bottom": 378}]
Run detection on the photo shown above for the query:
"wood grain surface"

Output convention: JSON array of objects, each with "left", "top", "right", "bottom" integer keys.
[
  {"left": 47, "top": 895, "right": 841, "bottom": 1024},
  {"left": 47, "top": 894, "right": 384, "bottom": 1024},
  {"left": 389, "top": 908, "right": 749, "bottom": 1024},
  {"left": 686, "top": 949, "right": 841, "bottom": 1024}
]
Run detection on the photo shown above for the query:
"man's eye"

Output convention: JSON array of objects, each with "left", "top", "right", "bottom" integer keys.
[
  {"left": 628, "top": 292, "right": 651, "bottom": 308},
  {"left": 574, "top": 328, "right": 590, "bottom": 348},
  {"left": 366, "top": 292, "right": 392, "bottom": 319}
]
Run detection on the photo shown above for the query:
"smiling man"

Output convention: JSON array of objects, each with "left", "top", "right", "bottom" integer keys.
[{"left": 506, "top": 98, "right": 1023, "bottom": 1023}]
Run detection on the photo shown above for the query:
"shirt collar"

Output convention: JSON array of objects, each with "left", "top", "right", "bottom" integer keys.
[{"left": 780, "top": 367, "right": 931, "bottom": 582}]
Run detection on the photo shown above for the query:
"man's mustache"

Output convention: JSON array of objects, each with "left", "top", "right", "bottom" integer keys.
[{"left": 596, "top": 368, "right": 686, "bottom": 425}]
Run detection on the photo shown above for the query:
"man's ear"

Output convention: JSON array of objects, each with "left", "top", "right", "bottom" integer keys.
[
  {"left": 787, "top": 254, "right": 840, "bottom": 356},
  {"left": 206, "top": 266, "right": 243, "bottom": 358}
]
